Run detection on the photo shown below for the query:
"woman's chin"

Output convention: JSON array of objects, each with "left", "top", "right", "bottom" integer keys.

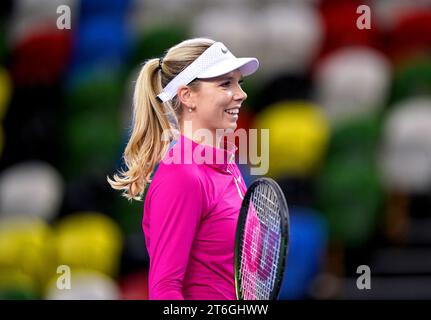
[
  {"left": 224, "top": 127, "right": 235, "bottom": 134},
  {"left": 214, "top": 121, "right": 237, "bottom": 134},
  {"left": 225, "top": 122, "right": 237, "bottom": 133}
]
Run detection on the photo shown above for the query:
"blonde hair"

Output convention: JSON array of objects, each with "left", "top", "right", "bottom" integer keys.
[{"left": 108, "top": 38, "right": 216, "bottom": 201}]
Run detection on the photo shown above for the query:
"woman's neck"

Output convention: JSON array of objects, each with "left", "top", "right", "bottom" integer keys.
[{"left": 180, "top": 128, "right": 223, "bottom": 149}]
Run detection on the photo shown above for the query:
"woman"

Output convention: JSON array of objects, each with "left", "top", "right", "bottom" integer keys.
[{"left": 109, "top": 38, "right": 259, "bottom": 299}]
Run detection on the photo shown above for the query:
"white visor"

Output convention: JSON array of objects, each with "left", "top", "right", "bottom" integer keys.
[{"left": 157, "top": 42, "right": 259, "bottom": 102}]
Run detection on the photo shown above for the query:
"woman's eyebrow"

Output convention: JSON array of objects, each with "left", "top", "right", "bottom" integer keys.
[
  {"left": 219, "top": 76, "right": 233, "bottom": 81},
  {"left": 217, "top": 76, "right": 243, "bottom": 82}
]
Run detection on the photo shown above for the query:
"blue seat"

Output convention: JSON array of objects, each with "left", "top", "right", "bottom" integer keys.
[{"left": 278, "top": 207, "right": 328, "bottom": 300}]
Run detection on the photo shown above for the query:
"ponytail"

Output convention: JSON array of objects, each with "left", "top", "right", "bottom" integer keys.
[
  {"left": 108, "top": 59, "right": 172, "bottom": 200},
  {"left": 108, "top": 38, "right": 215, "bottom": 201}
]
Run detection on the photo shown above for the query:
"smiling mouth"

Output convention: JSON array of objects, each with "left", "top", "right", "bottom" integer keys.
[{"left": 224, "top": 107, "right": 240, "bottom": 115}]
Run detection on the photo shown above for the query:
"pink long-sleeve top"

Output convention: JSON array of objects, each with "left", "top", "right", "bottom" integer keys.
[{"left": 142, "top": 134, "right": 247, "bottom": 300}]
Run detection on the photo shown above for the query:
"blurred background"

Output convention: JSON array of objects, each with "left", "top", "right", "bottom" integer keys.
[{"left": 0, "top": 0, "right": 431, "bottom": 300}]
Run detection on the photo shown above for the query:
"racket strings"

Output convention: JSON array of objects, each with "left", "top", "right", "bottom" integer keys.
[
  {"left": 239, "top": 183, "right": 282, "bottom": 300},
  {"left": 255, "top": 185, "right": 281, "bottom": 299}
]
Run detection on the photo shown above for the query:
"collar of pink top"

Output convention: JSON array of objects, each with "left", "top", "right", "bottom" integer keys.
[{"left": 165, "top": 134, "right": 238, "bottom": 172}]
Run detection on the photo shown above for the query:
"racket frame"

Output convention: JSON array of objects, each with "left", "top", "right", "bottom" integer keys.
[{"left": 234, "top": 177, "right": 290, "bottom": 300}]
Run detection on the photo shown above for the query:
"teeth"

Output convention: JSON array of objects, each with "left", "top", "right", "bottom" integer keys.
[{"left": 225, "top": 108, "right": 239, "bottom": 115}]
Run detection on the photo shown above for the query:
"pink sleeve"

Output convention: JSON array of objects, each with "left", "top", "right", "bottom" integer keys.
[{"left": 146, "top": 166, "right": 204, "bottom": 300}]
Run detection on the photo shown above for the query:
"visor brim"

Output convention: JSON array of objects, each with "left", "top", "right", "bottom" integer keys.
[{"left": 197, "top": 57, "right": 259, "bottom": 79}]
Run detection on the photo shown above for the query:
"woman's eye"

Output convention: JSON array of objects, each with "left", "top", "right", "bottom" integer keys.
[{"left": 221, "top": 79, "right": 243, "bottom": 87}]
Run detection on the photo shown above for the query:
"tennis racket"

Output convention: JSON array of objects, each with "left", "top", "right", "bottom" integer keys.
[{"left": 234, "top": 177, "right": 290, "bottom": 300}]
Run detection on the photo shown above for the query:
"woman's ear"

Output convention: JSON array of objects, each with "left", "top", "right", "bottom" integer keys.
[{"left": 177, "top": 85, "right": 193, "bottom": 108}]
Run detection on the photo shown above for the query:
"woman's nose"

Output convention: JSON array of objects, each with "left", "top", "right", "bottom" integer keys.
[{"left": 234, "top": 85, "right": 247, "bottom": 101}]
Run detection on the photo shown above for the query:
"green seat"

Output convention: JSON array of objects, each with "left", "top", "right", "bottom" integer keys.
[
  {"left": 390, "top": 57, "right": 431, "bottom": 105},
  {"left": 63, "top": 69, "right": 124, "bottom": 178},
  {"left": 317, "top": 155, "right": 383, "bottom": 247},
  {"left": 130, "top": 24, "right": 189, "bottom": 68}
]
